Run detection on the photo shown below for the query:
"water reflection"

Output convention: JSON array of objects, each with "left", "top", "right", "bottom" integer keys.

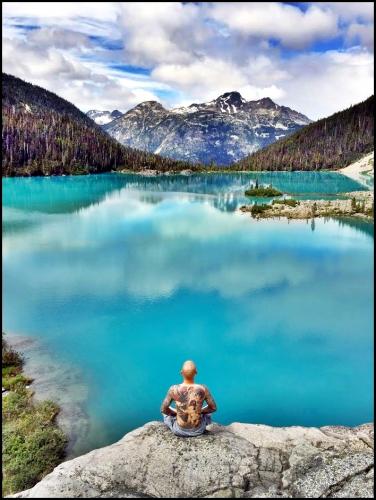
[
  {"left": 2, "top": 174, "right": 373, "bottom": 456},
  {"left": 335, "top": 217, "right": 374, "bottom": 238},
  {"left": 3, "top": 171, "right": 368, "bottom": 216}
]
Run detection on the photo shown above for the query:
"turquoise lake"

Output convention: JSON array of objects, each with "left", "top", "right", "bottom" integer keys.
[{"left": 2, "top": 172, "right": 374, "bottom": 456}]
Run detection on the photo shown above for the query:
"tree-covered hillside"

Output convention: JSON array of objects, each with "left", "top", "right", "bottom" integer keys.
[
  {"left": 234, "top": 96, "right": 374, "bottom": 171},
  {"left": 2, "top": 74, "right": 199, "bottom": 176}
]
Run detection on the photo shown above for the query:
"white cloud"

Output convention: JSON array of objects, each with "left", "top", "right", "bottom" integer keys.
[
  {"left": 117, "top": 2, "right": 205, "bottom": 66},
  {"left": 152, "top": 57, "right": 247, "bottom": 101},
  {"left": 151, "top": 47, "right": 373, "bottom": 119},
  {"left": 2, "top": 2, "right": 121, "bottom": 37},
  {"left": 277, "top": 49, "right": 374, "bottom": 119},
  {"left": 1, "top": 2, "right": 374, "bottom": 118},
  {"left": 321, "top": 2, "right": 374, "bottom": 22},
  {"left": 346, "top": 22, "right": 374, "bottom": 50},
  {"left": 208, "top": 2, "right": 338, "bottom": 48},
  {"left": 2, "top": 27, "right": 167, "bottom": 112},
  {"left": 2, "top": 2, "right": 118, "bottom": 20}
]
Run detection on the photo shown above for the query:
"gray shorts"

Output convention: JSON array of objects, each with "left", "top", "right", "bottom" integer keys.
[{"left": 163, "top": 413, "right": 212, "bottom": 437}]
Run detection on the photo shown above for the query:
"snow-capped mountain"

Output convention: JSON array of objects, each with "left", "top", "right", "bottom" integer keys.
[
  {"left": 87, "top": 109, "right": 123, "bottom": 125},
  {"left": 103, "top": 92, "right": 311, "bottom": 165}
]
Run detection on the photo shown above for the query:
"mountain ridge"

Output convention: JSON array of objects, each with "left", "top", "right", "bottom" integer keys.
[
  {"left": 102, "top": 92, "right": 311, "bottom": 165},
  {"left": 234, "top": 96, "right": 374, "bottom": 171},
  {"left": 2, "top": 73, "right": 201, "bottom": 176}
]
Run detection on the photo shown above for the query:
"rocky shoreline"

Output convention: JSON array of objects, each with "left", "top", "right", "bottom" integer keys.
[
  {"left": 117, "top": 168, "right": 195, "bottom": 176},
  {"left": 9, "top": 421, "right": 374, "bottom": 498},
  {"left": 240, "top": 191, "right": 374, "bottom": 220}
]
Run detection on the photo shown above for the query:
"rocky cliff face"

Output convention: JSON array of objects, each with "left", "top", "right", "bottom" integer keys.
[
  {"left": 10, "top": 421, "right": 373, "bottom": 498},
  {"left": 103, "top": 92, "right": 311, "bottom": 165}
]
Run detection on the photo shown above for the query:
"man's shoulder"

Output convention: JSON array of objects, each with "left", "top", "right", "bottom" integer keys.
[
  {"left": 170, "top": 383, "right": 209, "bottom": 392},
  {"left": 198, "top": 384, "right": 214, "bottom": 396},
  {"left": 195, "top": 383, "right": 209, "bottom": 393}
]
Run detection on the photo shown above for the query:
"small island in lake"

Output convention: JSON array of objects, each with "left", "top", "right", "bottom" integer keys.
[
  {"left": 244, "top": 180, "right": 283, "bottom": 197},
  {"left": 241, "top": 190, "right": 374, "bottom": 220}
]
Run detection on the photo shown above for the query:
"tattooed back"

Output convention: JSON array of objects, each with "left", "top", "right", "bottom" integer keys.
[{"left": 169, "top": 384, "right": 213, "bottom": 429}]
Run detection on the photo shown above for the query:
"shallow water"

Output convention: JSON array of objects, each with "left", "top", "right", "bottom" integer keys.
[{"left": 2, "top": 172, "right": 374, "bottom": 456}]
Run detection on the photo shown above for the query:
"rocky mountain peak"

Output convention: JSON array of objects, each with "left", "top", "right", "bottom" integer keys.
[
  {"left": 211, "top": 91, "right": 246, "bottom": 113},
  {"left": 104, "top": 91, "right": 312, "bottom": 165},
  {"left": 217, "top": 91, "right": 245, "bottom": 104},
  {"left": 136, "top": 101, "right": 166, "bottom": 111},
  {"left": 255, "top": 97, "right": 277, "bottom": 109}
]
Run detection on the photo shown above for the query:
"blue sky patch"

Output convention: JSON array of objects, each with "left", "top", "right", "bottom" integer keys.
[
  {"left": 109, "top": 63, "right": 151, "bottom": 76},
  {"left": 89, "top": 35, "right": 124, "bottom": 51}
]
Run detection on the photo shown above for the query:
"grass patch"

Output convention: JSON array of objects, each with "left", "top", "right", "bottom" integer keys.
[
  {"left": 2, "top": 373, "right": 33, "bottom": 391},
  {"left": 272, "top": 198, "right": 300, "bottom": 207},
  {"left": 2, "top": 334, "right": 67, "bottom": 496},
  {"left": 245, "top": 185, "right": 283, "bottom": 197}
]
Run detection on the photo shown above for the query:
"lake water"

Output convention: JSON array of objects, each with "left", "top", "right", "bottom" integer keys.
[{"left": 2, "top": 172, "right": 374, "bottom": 456}]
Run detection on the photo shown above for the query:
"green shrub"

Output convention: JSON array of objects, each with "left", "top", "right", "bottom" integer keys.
[
  {"left": 2, "top": 389, "right": 31, "bottom": 420},
  {"left": 3, "top": 424, "right": 67, "bottom": 494},
  {"left": 2, "top": 365, "right": 22, "bottom": 377}
]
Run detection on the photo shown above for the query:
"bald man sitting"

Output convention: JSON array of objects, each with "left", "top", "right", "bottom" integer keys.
[{"left": 160, "top": 360, "right": 217, "bottom": 437}]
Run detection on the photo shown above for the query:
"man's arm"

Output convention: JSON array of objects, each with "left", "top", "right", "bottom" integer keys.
[
  {"left": 160, "top": 386, "right": 177, "bottom": 416},
  {"left": 202, "top": 386, "right": 217, "bottom": 414}
]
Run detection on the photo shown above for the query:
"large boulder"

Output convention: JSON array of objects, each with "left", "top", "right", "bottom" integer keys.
[{"left": 10, "top": 422, "right": 374, "bottom": 498}]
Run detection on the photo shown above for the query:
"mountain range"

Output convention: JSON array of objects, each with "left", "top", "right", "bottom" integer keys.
[
  {"left": 235, "top": 96, "right": 374, "bottom": 171},
  {"left": 2, "top": 73, "right": 373, "bottom": 176},
  {"left": 2, "top": 74, "right": 197, "bottom": 176},
  {"left": 87, "top": 92, "right": 311, "bottom": 165}
]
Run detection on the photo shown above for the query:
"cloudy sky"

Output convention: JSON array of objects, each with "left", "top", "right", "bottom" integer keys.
[{"left": 2, "top": 2, "right": 374, "bottom": 119}]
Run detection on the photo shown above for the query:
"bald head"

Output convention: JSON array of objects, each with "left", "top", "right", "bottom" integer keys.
[{"left": 181, "top": 360, "right": 197, "bottom": 381}]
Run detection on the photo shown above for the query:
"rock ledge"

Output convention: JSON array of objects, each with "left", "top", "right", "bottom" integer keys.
[{"left": 9, "top": 421, "right": 374, "bottom": 498}]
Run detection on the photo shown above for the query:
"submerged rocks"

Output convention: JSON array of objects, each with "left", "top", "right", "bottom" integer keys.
[{"left": 9, "top": 421, "right": 374, "bottom": 498}]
